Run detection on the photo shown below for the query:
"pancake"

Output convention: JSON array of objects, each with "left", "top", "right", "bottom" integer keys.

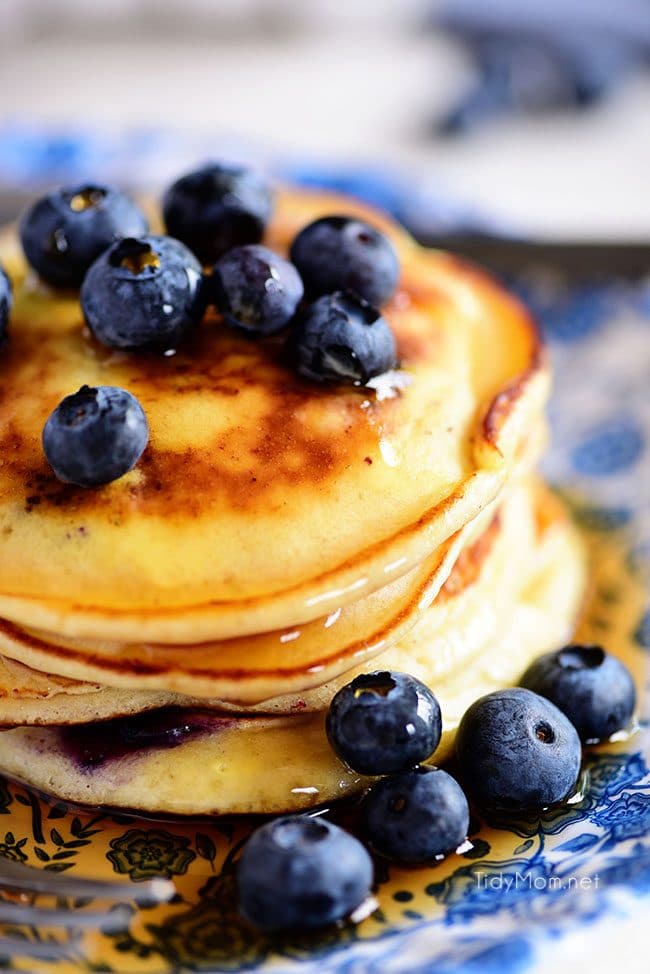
[
  {"left": 0, "top": 475, "right": 542, "bottom": 713},
  {"left": 0, "top": 489, "right": 496, "bottom": 708},
  {"left": 0, "top": 485, "right": 586, "bottom": 814},
  {"left": 0, "top": 497, "right": 497, "bottom": 721},
  {"left": 0, "top": 419, "right": 547, "bottom": 706},
  {"left": 0, "top": 188, "right": 547, "bottom": 644}
]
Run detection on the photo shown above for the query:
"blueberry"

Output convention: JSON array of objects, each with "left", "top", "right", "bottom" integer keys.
[
  {"left": 212, "top": 244, "right": 303, "bottom": 336},
  {"left": 163, "top": 163, "right": 273, "bottom": 264},
  {"left": 289, "top": 291, "right": 397, "bottom": 386},
  {"left": 237, "top": 815, "right": 373, "bottom": 932},
  {"left": 43, "top": 385, "right": 149, "bottom": 488},
  {"left": 519, "top": 645, "right": 636, "bottom": 742},
  {"left": 455, "top": 688, "right": 582, "bottom": 811},
  {"left": 363, "top": 766, "right": 469, "bottom": 863},
  {"left": 0, "top": 263, "right": 11, "bottom": 345},
  {"left": 290, "top": 215, "right": 399, "bottom": 307},
  {"left": 326, "top": 671, "right": 442, "bottom": 775},
  {"left": 19, "top": 184, "right": 148, "bottom": 288},
  {"left": 81, "top": 236, "right": 206, "bottom": 351}
]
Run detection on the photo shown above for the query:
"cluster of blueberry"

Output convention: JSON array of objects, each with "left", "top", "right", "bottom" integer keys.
[
  {"left": 2, "top": 164, "right": 401, "bottom": 488},
  {"left": 237, "top": 644, "right": 636, "bottom": 932}
]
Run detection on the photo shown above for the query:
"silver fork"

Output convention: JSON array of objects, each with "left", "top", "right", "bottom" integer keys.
[{"left": 0, "top": 856, "right": 175, "bottom": 964}]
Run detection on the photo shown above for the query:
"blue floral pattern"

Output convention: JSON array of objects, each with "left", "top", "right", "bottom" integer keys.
[
  {"left": 593, "top": 793, "right": 650, "bottom": 843},
  {"left": 571, "top": 417, "right": 645, "bottom": 477}
]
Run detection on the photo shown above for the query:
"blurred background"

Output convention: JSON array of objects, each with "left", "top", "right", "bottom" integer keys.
[{"left": 0, "top": 0, "right": 649, "bottom": 240}]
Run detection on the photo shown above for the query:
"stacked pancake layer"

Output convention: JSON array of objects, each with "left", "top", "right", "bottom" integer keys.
[{"left": 0, "top": 190, "right": 587, "bottom": 813}]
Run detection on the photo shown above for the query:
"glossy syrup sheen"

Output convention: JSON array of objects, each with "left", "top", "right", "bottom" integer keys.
[{"left": 0, "top": 520, "right": 645, "bottom": 974}]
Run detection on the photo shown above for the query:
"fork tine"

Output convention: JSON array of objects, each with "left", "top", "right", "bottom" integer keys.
[
  {"left": 0, "top": 936, "right": 80, "bottom": 961},
  {"left": 0, "top": 900, "right": 132, "bottom": 932},
  {"left": 0, "top": 858, "right": 175, "bottom": 905}
]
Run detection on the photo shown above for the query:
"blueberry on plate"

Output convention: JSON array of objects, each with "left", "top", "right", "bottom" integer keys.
[
  {"left": 519, "top": 644, "right": 636, "bottom": 742},
  {"left": 290, "top": 215, "right": 400, "bottom": 307},
  {"left": 237, "top": 815, "right": 373, "bottom": 932},
  {"left": 19, "top": 184, "right": 148, "bottom": 288},
  {"left": 455, "top": 688, "right": 582, "bottom": 811},
  {"left": 43, "top": 385, "right": 149, "bottom": 488},
  {"left": 326, "top": 671, "right": 442, "bottom": 775},
  {"left": 0, "top": 263, "right": 11, "bottom": 344},
  {"left": 363, "top": 766, "right": 470, "bottom": 864},
  {"left": 162, "top": 163, "right": 273, "bottom": 264},
  {"left": 212, "top": 244, "right": 303, "bottom": 336},
  {"left": 81, "top": 235, "right": 206, "bottom": 351},
  {"left": 289, "top": 290, "right": 397, "bottom": 385}
]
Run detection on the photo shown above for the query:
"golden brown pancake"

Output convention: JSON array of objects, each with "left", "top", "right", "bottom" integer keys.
[
  {"left": 0, "top": 419, "right": 547, "bottom": 705},
  {"left": 0, "top": 478, "right": 585, "bottom": 720},
  {"left": 0, "top": 493, "right": 494, "bottom": 706},
  {"left": 0, "top": 499, "right": 496, "bottom": 720},
  {"left": 0, "top": 189, "right": 547, "bottom": 644},
  {"left": 0, "top": 422, "right": 547, "bottom": 713}
]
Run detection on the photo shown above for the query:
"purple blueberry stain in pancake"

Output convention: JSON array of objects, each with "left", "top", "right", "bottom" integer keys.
[{"left": 60, "top": 707, "right": 235, "bottom": 771}]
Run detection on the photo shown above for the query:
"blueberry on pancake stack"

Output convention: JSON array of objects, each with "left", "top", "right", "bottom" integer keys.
[{"left": 0, "top": 167, "right": 587, "bottom": 814}]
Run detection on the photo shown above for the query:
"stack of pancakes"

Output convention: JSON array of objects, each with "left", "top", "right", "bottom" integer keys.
[{"left": 0, "top": 189, "right": 587, "bottom": 814}]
